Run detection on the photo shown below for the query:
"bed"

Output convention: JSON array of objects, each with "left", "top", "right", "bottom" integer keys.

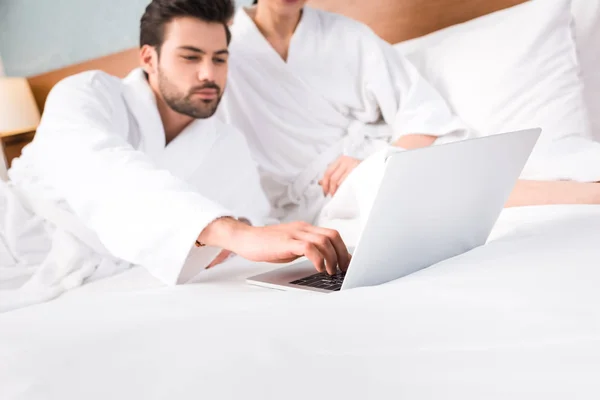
[{"left": 3, "top": 0, "right": 600, "bottom": 399}]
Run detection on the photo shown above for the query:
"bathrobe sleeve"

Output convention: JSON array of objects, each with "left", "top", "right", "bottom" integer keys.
[{"left": 30, "top": 73, "right": 234, "bottom": 284}]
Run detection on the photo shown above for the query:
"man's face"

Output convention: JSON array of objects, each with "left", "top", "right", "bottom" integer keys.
[{"left": 151, "top": 17, "right": 229, "bottom": 119}]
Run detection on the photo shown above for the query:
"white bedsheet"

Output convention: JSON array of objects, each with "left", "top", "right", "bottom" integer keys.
[{"left": 1, "top": 205, "right": 600, "bottom": 399}]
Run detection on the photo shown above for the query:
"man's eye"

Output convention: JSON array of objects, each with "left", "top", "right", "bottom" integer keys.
[
  {"left": 182, "top": 56, "right": 198, "bottom": 61},
  {"left": 214, "top": 58, "right": 227, "bottom": 64}
]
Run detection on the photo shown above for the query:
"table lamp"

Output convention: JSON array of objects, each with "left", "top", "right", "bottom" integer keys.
[{"left": 0, "top": 77, "right": 41, "bottom": 136}]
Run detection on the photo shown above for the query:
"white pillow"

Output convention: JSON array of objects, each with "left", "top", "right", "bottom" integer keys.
[
  {"left": 394, "top": 0, "right": 599, "bottom": 181},
  {"left": 571, "top": 0, "right": 600, "bottom": 141}
]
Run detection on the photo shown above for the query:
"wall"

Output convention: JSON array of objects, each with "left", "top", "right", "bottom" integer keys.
[{"left": 0, "top": 0, "right": 254, "bottom": 77}]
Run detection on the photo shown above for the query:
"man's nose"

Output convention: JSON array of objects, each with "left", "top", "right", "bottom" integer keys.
[{"left": 197, "top": 61, "right": 216, "bottom": 82}]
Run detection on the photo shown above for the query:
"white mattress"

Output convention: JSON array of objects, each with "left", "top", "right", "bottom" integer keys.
[{"left": 2, "top": 205, "right": 600, "bottom": 399}]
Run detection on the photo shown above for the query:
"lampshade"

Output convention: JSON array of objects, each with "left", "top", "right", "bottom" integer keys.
[{"left": 0, "top": 77, "right": 41, "bottom": 135}]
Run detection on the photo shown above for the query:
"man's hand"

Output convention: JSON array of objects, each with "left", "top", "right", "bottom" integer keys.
[
  {"left": 319, "top": 156, "right": 361, "bottom": 197},
  {"left": 202, "top": 218, "right": 251, "bottom": 269},
  {"left": 198, "top": 218, "right": 350, "bottom": 275}
]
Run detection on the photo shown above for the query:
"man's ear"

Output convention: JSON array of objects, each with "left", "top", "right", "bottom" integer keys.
[{"left": 140, "top": 45, "right": 158, "bottom": 76}]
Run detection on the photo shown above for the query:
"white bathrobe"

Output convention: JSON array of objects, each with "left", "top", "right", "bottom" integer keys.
[
  {"left": 217, "top": 6, "right": 471, "bottom": 223},
  {"left": 0, "top": 68, "right": 270, "bottom": 312}
]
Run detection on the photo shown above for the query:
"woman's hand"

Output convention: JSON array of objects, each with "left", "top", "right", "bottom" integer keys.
[{"left": 319, "top": 156, "right": 361, "bottom": 197}]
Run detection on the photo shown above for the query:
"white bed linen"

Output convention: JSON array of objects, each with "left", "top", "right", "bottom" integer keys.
[{"left": 1, "top": 205, "right": 600, "bottom": 399}]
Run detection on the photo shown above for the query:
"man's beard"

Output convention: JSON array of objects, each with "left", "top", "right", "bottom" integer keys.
[{"left": 158, "top": 68, "right": 223, "bottom": 119}]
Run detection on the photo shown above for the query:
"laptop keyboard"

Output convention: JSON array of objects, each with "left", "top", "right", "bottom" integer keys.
[{"left": 290, "top": 271, "right": 346, "bottom": 291}]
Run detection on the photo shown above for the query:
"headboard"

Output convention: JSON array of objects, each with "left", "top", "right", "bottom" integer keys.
[
  {"left": 307, "top": 0, "right": 528, "bottom": 44},
  {"left": 27, "top": 0, "right": 528, "bottom": 112}
]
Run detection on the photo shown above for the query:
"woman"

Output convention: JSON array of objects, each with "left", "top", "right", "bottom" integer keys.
[
  {"left": 218, "top": 0, "right": 600, "bottom": 224},
  {"left": 217, "top": 0, "right": 469, "bottom": 223}
]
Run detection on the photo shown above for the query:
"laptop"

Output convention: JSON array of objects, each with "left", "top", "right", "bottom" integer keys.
[{"left": 247, "top": 128, "right": 541, "bottom": 293}]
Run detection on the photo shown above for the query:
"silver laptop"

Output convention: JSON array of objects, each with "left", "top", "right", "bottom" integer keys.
[{"left": 247, "top": 128, "right": 541, "bottom": 293}]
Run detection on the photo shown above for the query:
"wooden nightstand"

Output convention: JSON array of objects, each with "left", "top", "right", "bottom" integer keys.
[{"left": 0, "top": 128, "right": 36, "bottom": 168}]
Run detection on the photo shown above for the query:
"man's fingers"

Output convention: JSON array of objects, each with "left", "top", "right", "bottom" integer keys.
[
  {"left": 304, "top": 226, "right": 350, "bottom": 272},
  {"left": 294, "top": 231, "right": 339, "bottom": 275},
  {"left": 299, "top": 242, "right": 326, "bottom": 273},
  {"left": 206, "top": 250, "right": 232, "bottom": 269},
  {"left": 295, "top": 222, "right": 349, "bottom": 272}
]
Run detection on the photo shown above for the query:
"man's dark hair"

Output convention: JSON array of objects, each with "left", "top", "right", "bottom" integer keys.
[{"left": 140, "top": 0, "right": 235, "bottom": 53}]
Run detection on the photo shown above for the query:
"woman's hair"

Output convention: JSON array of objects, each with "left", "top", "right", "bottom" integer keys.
[{"left": 140, "top": 0, "right": 235, "bottom": 52}]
